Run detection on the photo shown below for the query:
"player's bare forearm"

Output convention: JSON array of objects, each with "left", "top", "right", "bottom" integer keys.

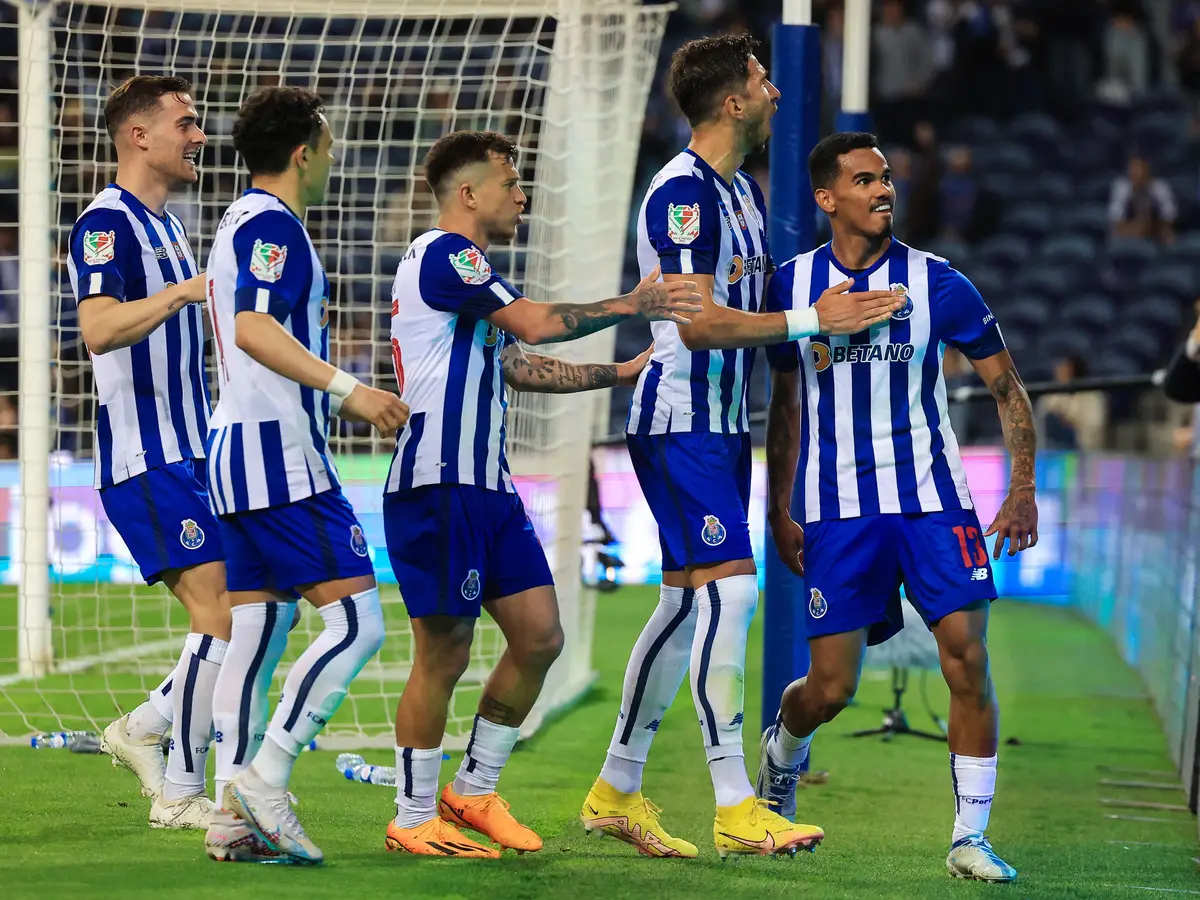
[
  {"left": 79, "top": 279, "right": 200, "bottom": 354},
  {"left": 500, "top": 345, "right": 617, "bottom": 393},
  {"left": 234, "top": 310, "right": 339, "bottom": 392},
  {"left": 765, "top": 368, "right": 802, "bottom": 521},
  {"left": 682, "top": 305, "right": 792, "bottom": 351},
  {"left": 990, "top": 369, "right": 1036, "bottom": 491},
  {"left": 528, "top": 295, "right": 637, "bottom": 344}
]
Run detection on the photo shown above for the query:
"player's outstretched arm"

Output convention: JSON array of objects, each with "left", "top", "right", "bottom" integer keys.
[
  {"left": 973, "top": 350, "right": 1039, "bottom": 559},
  {"left": 765, "top": 367, "right": 806, "bottom": 576},
  {"left": 78, "top": 274, "right": 207, "bottom": 355},
  {"left": 235, "top": 311, "right": 409, "bottom": 438},
  {"left": 499, "top": 342, "right": 650, "bottom": 394},
  {"left": 672, "top": 275, "right": 904, "bottom": 352},
  {"left": 487, "top": 266, "right": 701, "bottom": 345}
]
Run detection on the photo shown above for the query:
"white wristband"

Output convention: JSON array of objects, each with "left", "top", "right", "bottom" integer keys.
[
  {"left": 326, "top": 368, "right": 359, "bottom": 402},
  {"left": 785, "top": 306, "right": 820, "bottom": 341}
]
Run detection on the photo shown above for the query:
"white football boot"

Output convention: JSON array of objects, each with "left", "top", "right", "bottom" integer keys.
[
  {"left": 149, "top": 793, "right": 216, "bottom": 829},
  {"left": 100, "top": 713, "right": 166, "bottom": 800},
  {"left": 947, "top": 835, "right": 1017, "bottom": 882},
  {"left": 227, "top": 767, "right": 323, "bottom": 865},
  {"left": 205, "top": 807, "right": 288, "bottom": 863}
]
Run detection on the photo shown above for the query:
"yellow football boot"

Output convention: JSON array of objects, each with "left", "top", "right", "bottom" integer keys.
[
  {"left": 580, "top": 777, "right": 698, "bottom": 859},
  {"left": 713, "top": 796, "right": 824, "bottom": 859}
]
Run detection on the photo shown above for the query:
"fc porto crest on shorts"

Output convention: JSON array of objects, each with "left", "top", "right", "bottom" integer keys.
[
  {"left": 461, "top": 568, "right": 482, "bottom": 601},
  {"left": 701, "top": 514, "right": 727, "bottom": 547},
  {"left": 179, "top": 518, "right": 205, "bottom": 550},
  {"left": 349, "top": 524, "right": 369, "bottom": 558},
  {"left": 809, "top": 587, "right": 828, "bottom": 619}
]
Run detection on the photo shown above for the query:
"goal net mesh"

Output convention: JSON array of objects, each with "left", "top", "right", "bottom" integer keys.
[{"left": 1, "top": 0, "right": 669, "bottom": 747}]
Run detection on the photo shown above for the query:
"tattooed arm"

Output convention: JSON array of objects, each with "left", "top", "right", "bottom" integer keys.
[
  {"left": 488, "top": 266, "right": 701, "bottom": 345},
  {"left": 499, "top": 342, "right": 650, "bottom": 394},
  {"left": 970, "top": 350, "right": 1039, "bottom": 558}
]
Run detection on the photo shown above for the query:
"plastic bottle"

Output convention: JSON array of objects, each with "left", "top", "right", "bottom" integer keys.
[
  {"left": 335, "top": 752, "right": 396, "bottom": 786},
  {"left": 30, "top": 730, "right": 96, "bottom": 750}
]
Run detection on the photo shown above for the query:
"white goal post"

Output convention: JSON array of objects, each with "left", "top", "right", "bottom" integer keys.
[{"left": 4, "top": 0, "right": 671, "bottom": 747}]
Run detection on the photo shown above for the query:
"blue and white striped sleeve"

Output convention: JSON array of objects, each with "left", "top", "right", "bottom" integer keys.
[
  {"left": 231, "top": 210, "right": 314, "bottom": 322},
  {"left": 643, "top": 175, "right": 721, "bottom": 276},
  {"left": 68, "top": 208, "right": 138, "bottom": 303},
  {"left": 418, "top": 232, "right": 522, "bottom": 319}
]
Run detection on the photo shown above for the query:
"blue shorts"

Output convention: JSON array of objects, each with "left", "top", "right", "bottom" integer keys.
[
  {"left": 383, "top": 484, "right": 553, "bottom": 618},
  {"left": 626, "top": 432, "right": 752, "bottom": 571},
  {"left": 100, "top": 459, "right": 223, "bottom": 585},
  {"left": 217, "top": 488, "right": 374, "bottom": 597},
  {"left": 803, "top": 510, "right": 998, "bottom": 645}
]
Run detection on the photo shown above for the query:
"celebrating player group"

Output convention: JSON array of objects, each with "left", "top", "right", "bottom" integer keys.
[{"left": 70, "top": 31, "right": 1036, "bottom": 883}]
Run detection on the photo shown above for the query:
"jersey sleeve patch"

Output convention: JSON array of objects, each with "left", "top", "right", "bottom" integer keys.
[
  {"left": 81, "top": 230, "right": 116, "bottom": 265},
  {"left": 248, "top": 239, "right": 287, "bottom": 283},
  {"left": 449, "top": 246, "right": 493, "bottom": 285},
  {"left": 666, "top": 202, "right": 701, "bottom": 245}
]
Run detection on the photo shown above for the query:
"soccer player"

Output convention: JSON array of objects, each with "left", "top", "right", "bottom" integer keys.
[
  {"left": 201, "top": 86, "right": 409, "bottom": 865},
  {"left": 580, "top": 35, "right": 902, "bottom": 859},
  {"left": 757, "top": 132, "right": 1038, "bottom": 883},
  {"left": 68, "top": 75, "right": 227, "bottom": 830},
  {"left": 381, "top": 130, "right": 702, "bottom": 858}
]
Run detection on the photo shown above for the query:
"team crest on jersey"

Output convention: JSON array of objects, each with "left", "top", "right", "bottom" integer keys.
[
  {"left": 249, "top": 239, "right": 287, "bottom": 283},
  {"left": 349, "top": 525, "right": 369, "bottom": 557},
  {"left": 449, "top": 247, "right": 492, "bottom": 285},
  {"left": 179, "top": 518, "right": 205, "bottom": 550},
  {"left": 701, "top": 514, "right": 727, "bottom": 547},
  {"left": 82, "top": 230, "right": 116, "bottom": 265},
  {"left": 809, "top": 588, "right": 828, "bottom": 619},
  {"left": 667, "top": 203, "right": 701, "bottom": 245},
  {"left": 890, "top": 283, "right": 913, "bottom": 320},
  {"left": 461, "top": 568, "right": 482, "bottom": 601}
]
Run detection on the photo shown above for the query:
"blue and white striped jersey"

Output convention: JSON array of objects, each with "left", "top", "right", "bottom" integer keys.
[
  {"left": 205, "top": 189, "right": 336, "bottom": 515},
  {"left": 627, "top": 150, "right": 772, "bottom": 435},
  {"left": 765, "top": 240, "right": 1006, "bottom": 524},
  {"left": 67, "top": 185, "right": 209, "bottom": 489},
  {"left": 384, "top": 229, "right": 521, "bottom": 495}
]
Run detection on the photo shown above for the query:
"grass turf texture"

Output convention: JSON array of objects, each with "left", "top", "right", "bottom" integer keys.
[{"left": 2, "top": 587, "right": 1197, "bottom": 899}]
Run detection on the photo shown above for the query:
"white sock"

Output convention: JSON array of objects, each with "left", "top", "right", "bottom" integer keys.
[
  {"left": 453, "top": 715, "right": 520, "bottom": 796},
  {"left": 767, "top": 713, "right": 813, "bottom": 769},
  {"left": 212, "top": 601, "right": 294, "bottom": 804},
  {"left": 126, "top": 672, "right": 174, "bottom": 741},
  {"left": 163, "top": 634, "right": 227, "bottom": 801},
  {"left": 258, "top": 588, "right": 385, "bottom": 789},
  {"left": 600, "top": 584, "right": 696, "bottom": 794},
  {"left": 395, "top": 745, "right": 443, "bottom": 829},
  {"left": 691, "top": 574, "right": 758, "bottom": 808},
  {"left": 951, "top": 753, "right": 998, "bottom": 843}
]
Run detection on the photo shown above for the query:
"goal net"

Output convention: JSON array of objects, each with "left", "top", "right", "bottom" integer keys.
[{"left": 3, "top": 0, "right": 669, "bottom": 747}]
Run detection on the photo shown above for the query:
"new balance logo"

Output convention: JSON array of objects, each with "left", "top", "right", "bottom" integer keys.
[
  {"left": 214, "top": 731, "right": 223, "bottom": 743},
  {"left": 970, "top": 567, "right": 989, "bottom": 581}
]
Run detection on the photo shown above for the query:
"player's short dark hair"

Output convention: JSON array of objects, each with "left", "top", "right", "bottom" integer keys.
[
  {"left": 668, "top": 34, "right": 760, "bottom": 127},
  {"left": 423, "top": 130, "right": 518, "bottom": 202},
  {"left": 104, "top": 75, "right": 192, "bottom": 140},
  {"left": 808, "top": 132, "right": 880, "bottom": 190},
  {"left": 232, "top": 86, "right": 325, "bottom": 178}
]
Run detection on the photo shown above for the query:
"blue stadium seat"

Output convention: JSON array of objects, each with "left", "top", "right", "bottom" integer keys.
[
  {"left": 928, "top": 237, "right": 970, "bottom": 265},
  {"left": 1105, "top": 237, "right": 1158, "bottom": 279},
  {"left": 1001, "top": 204, "right": 1052, "bottom": 241},
  {"left": 1062, "top": 294, "right": 1116, "bottom": 332},
  {"left": 1136, "top": 264, "right": 1195, "bottom": 300},
  {"left": 1068, "top": 137, "right": 1118, "bottom": 174},
  {"left": 1010, "top": 112, "right": 1062, "bottom": 151},
  {"left": 1055, "top": 204, "right": 1109, "bottom": 241},
  {"left": 1036, "top": 330, "right": 1093, "bottom": 361},
  {"left": 1081, "top": 174, "right": 1116, "bottom": 205},
  {"left": 1004, "top": 295, "right": 1052, "bottom": 330},
  {"left": 967, "top": 266, "right": 1006, "bottom": 302},
  {"left": 977, "top": 235, "right": 1030, "bottom": 269},
  {"left": 1039, "top": 233, "right": 1097, "bottom": 266},
  {"left": 1128, "top": 294, "right": 1184, "bottom": 332},
  {"left": 948, "top": 116, "right": 1000, "bottom": 144},
  {"left": 1014, "top": 266, "right": 1073, "bottom": 299}
]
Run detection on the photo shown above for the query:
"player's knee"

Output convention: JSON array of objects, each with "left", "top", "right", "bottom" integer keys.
[
  {"left": 807, "top": 675, "right": 857, "bottom": 723},
  {"left": 514, "top": 621, "right": 564, "bottom": 675},
  {"left": 357, "top": 605, "right": 387, "bottom": 659},
  {"left": 415, "top": 625, "right": 475, "bottom": 686},
  {"left": 941, "top": 638, "right": 989, "bottom": 698}
]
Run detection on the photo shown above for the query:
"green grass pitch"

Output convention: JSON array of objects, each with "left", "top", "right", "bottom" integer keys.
[{"left": 2, "top": 587, "right": 1197, "bottom": 899}]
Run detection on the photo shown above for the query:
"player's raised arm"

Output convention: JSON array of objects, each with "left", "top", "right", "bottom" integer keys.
[
  {"left": 498, "top": 336, "right": 650, "bottom": 394},
  {"left": 489, "top": 266, "right": 701, "bottom": 345}
]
